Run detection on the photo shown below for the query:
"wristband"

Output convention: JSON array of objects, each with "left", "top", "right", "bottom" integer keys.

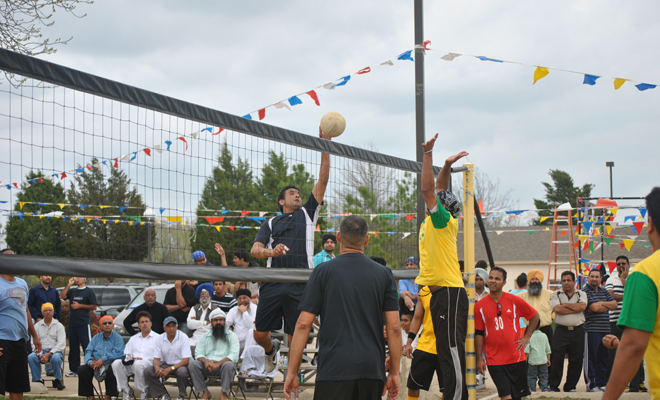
[{"left": 408, "top": 332, "right": 417, "bottom": 341}]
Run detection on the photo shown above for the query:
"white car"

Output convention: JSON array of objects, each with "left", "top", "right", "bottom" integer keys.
[{"left": 113, "top": 283, "right": 173, "bottom": 342}]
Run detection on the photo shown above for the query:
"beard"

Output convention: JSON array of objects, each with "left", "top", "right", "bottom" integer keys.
[
  {"left": 528, "top": 281, "right": 543, "bottom": 296},
  {"left": 212, "top": 324, "right": 226, "bottom": 340},
  {"left": 200, "top": 297, "right": 211, "bottom": 307}
]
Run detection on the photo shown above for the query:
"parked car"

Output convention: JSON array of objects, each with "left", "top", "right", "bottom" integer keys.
[
  {"left": 58, "top": 285, "right": 141, "bottom": 319},
  {"left": 113, "top": 284, "right": 174, "bottom": 343}
]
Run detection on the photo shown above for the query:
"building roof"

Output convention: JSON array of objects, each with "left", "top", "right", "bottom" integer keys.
[{"left": 456, "top": 225, "right": 653, "bottom": 264}]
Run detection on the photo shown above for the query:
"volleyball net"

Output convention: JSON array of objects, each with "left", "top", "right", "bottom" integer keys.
[{"left": 0, "top": 48, "right": 468, "bottom": 281}]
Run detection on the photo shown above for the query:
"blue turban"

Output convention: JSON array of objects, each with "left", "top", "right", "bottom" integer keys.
[
  {"left": 405, "top": 256, "right": 419, "bottom": 267},
  {"left": 195, "top": 283, "right": 214, "bottom": 301},
  {"left": 192, "top": 250, "right": 206, "bottom": 261}
]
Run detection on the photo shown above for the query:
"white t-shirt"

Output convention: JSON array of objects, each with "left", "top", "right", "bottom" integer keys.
[
  {"left": 226, "top": 305, "right": 257, "bottom": 344},
  {"left": 125, "top": 330, "right": 160, "bottom": 364},
  {"left": 154, "top": 330, "right": 191, "bottom": 365},
  {"left": 605, "top": 275, "right": 624, "bottom": 323}
]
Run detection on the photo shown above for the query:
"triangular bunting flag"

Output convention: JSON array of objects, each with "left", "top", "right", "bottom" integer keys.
[
  {"left": 144, "top": 148, "right": 151, "bottom": 156},
  {"left": 154, "top": 145, "right": 163, "bottom": 154},
  {"left": 402, "top": 233, "right": 412, "bottom": 239},
  {"left": 441, "top": 53, "right": 461, "bottom": 61},
  {"left": 589, "top": 240, "right": 595, "bottom": 253},
  {"left": 496, "top": 231, "right": 503, "bottom": 235},
  {"left": 356, "top": 67, "right": 371, "bottom": 74},
  {"left": 177, "top": 137, "right": 188, "bottom": 150},
  {"left": 633, "top": 221, "right": 645, "bottom": 235},
  {"left": 258, "top": 108, "right": 266, "bottom": 120},
  {"left": 623, "top": 239, "right": 635, "bottom": 251},
  {"left": 330, "top": 75, "right": 351, "bottom": 89},
  {"left": 533, "top": 65, "right": 549, "bottom": 85},
  {"left": 274, "top": 101, "right": 291, "bottom": 111},
  {"left": 397, "top": 50, "right": 414, "bottom": 62},
  {"left": 306, "top": 90, "right": 320, "bottom": 106},
  {"left": 613, "top": 78, "right": 629, "bottom": 90},
  {"left": 242, "top": 114, "right": 252, "bottom": 120},
  {"left": 635, "top": 83, "right": 656, "bottom": 91},
  {"left": 528, "top": 231, "right": 534, "bottom": 235},
  {"left": 595, "top": 198, "right": 618, "bottom": 208},
  {"left": 315, "top": 224, "right": 320, "bottom": 232},
  {"left": 212, "top": 128, "right": 224, "bottom": 135},
  {"left": 608, "top": 208, "right": 618, "bottom": 216},
  {"left": 191, "top": 131, "right": 199, "bottom": 139},
  {"left": 583, "top": 221, "right": 593, "bottom": 233},
  {"left": 19, "top": 202, "right": 26, "bottom": 209},
  {"left": 380, "top": 60, "right": 394, "bottom": 66},
  {"left": 241, "top": 211, "right": 250, "bottom": 217},
  {"left": 204, "top": 216, "right": 225, "bottom": 225},
  {"left": 215, "top": 226, "right": 221, "bottom": 232},
  {"left": 406, "top": 215, "right": 415, "bottom": 222},
  {"left": 603, "top": 236, "right": 613, "bottom": 246},
  {"left": 228, "top": 226, "right": 235, "bottom": 231},
  {"left": 607, "top": 261, "right": 616, "bottom": 273},
  {"left": 583, "top": 74, "right": 600, "bottom": 85},
  {"left": 288, "top": 96, "right": 302, "bottom": 106},
  {"left": 259, "top": 212, "right": 267, "bottom": 217},
  {"left": 640, "top": 208, "right": 648, "bottom": 218},
  {"left": 560, "top": 231, "right": 567, "bottom": 237},
  {"left": 540, "top": 216, "right": 550, "bottom": 223}
]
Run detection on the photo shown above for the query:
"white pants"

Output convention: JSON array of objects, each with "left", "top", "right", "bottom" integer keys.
[{"left": 111, "top": 359, "right": 151, "bottom": 393}]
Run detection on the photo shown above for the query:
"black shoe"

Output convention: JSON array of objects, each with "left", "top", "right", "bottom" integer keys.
[
  {"left": 34, "top": 379, "right": 45, "bottom": 386},
  {"left": 550, "top": 387, "right": 560, "bottom": 392},
  {"left": 53, "top": 378, "right": 66, "bottom": 390},
  {"left": 46, "top": 372, "right": 55, "bottom": 377}
]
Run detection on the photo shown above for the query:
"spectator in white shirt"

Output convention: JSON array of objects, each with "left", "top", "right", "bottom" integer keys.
[
  {"left": 28, "top": 302, "right": 66, "bottom": 390},
  {"left": 187, "top": 284, "right": 218, "bottom": 348},
  {"left": 474, "top": 268, "right": 490, "bottom": 302},
  {"left": 226, "top": 289, "right": 257, "bottom": 352},
  {"left": 113, "top": 311, "right": 160, "bottom": 400},
  {"left": 144, "top": 317, "right": 192, "bottom": 400}
]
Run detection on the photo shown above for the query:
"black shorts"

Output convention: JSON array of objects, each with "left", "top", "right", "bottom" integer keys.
[
  {"left": 487, "top": 361, "right": 530, "bottom": 399},
  {"left": 314, "top": 379, "right": 385, "bottom": 400},
  {"left": 255, "top": 282, "right": 306, "bottom": 335},
  {"left": 0, "top": 339, "right": 31, "bottom": 395},
  {"left": 407, "top": 349, "right": 444, "bottom": 391}
]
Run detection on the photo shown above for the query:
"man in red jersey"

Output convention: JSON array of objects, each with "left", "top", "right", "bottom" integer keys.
[{"left": 475, "top": 267, "right": 539, "bottom": 400}]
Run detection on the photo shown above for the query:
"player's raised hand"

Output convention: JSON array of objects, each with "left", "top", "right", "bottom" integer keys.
[
  {"left": 215, "top": 243, "right": 225, "bottom": 257},
  {"left": 445, "top": 151, "right": 469, "bottom": 165},
  {"left": 421, "top": 133, "right": 439, "bottom": 154},
  {"left": 319, "top": 126, "right": 332, "bottom": 141}
]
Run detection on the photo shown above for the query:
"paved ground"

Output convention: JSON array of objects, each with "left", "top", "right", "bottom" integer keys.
[{"left": 23, "top": 351, "right": 651, "bottom": 399}]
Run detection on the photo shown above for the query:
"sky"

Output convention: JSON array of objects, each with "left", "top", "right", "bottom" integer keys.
[{"left": 2, "top": 0, "right": 659, "bottom": 216}]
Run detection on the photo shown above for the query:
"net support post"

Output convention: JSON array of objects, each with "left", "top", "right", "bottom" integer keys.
[{"left": 463, "top": 163, "right": 476, "bottom": 400}]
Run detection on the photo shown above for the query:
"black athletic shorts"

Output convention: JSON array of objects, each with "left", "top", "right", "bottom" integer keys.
[
  {"left": 407, "top": 349, "right": 444, "bottom": 391},
  {"left": 0, "top": 339, "right": 31, "bottom": 395},
  {"left": 487, "top": 361, "right": 530, "bottom": 399},
  {"left": 314, "top": 379, "right": 385, "bottom": 400},
  {"left": 255, "top": 282, "right": 306, "bottom": 335}
]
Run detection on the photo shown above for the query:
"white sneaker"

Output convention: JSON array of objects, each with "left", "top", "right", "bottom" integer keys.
[
  {"left": 65, "top": 371, "right": 78, "bottom": 377},
  {"left": 140, "top": 388, "right": 150, "bottom": 400},
  {"left": 589, "top": 387, "right": 604, "bottom": 392},
  {"left": 123, "top": 389, "right": 132, "bottom": 400},
  {"left": 161, "top": 394, "right": 171, "bottom": 400},
  {"left": 264, "top": 339, "right": 280, "bottom": 373},
  {"left": 600, "top": 386, "right": 607, "bottom": 391}
]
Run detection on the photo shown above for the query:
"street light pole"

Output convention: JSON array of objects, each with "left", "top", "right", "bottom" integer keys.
[
  {"left": 606, "top": 161, "right": 614, "bottom": 198},
  {"left": 414, "top": 0, "right": 426, "bottom": 232}
]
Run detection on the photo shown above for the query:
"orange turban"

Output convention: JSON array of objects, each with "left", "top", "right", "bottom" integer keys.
[
  {"left": 99, "top": 315, "right": 114, "bottom": 324},
  {"left": 528, "top": 269, "right": 544, "bottom": 283}
]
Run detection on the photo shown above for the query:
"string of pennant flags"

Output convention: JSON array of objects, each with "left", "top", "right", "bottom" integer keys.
[{"left": 2, "top": 41, "right": 656, "bottom": 193}]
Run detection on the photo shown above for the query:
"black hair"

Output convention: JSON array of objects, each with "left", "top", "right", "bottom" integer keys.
[
  {"left": 589, "top": 268, "right": 602, "bottom": 277},
  {"left": 339, "top": 215, "right": 369, "bottom": 245},
  {"left": 233, "top": 248, "right": 250, "bottom": 263},
  {"left": 136, "top": 311, "right": 152, "bottom": 322},
  {"left": 278, "top": 185, "right": 301, "bottom": 213},
  {"left": 399, "top": 298, "right": 414, "bottom": 317},
  {"left": 491, "top": 266, "right": 507, "bottom": 281},
  {"left": 475, "top": 260, "right": 488, "bottom": 270},
  {"left": 647, "top": 187, "right": 660, "bottom": 238},
  {"left": 370, "top": 256, "right": 387, "bottom": 266},
  {"left": 458, "top": 260, "right": 464, "bottom": 272},
  {"left": 616, "top": 255, "right": 630, "bottom": 264},
  {"left": 516, "top": 273, "right": 527, "bottom": 288},
  {"left": 321, "top": 233, "right": 337, "bottom": 243},
  {"left": 561, "top": 270, "right": 576, "bottom": 281}
]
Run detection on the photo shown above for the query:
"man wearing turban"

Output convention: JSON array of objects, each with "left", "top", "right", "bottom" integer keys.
[{"left": 517, "top": 269, "right": 555, "bottom": 344}]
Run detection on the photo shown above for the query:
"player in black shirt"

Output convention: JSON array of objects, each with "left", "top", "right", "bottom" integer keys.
[{"left": 251, "top": 127, "right": 331, "bottom": 372}]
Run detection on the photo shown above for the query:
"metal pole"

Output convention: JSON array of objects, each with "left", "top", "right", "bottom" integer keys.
[
  {"left": 463, "top": 164, "right": 476, "bottom": 400},
  {"left": 609, "top": 166, "right": 613, "bottom": 198},
  {"left": 414, "top": 0, "right": 426, "bottom": 232},
  {"left": 147, "top": 222, "right": 152, "bottom": 286}
]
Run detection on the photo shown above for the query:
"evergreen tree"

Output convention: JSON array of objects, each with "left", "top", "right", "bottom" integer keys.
[
  {"left": 5, "top": 170, "right": 67, "bottom": 256},
  {"left": 533, "top": 169, "right": 594, "bottom": 224},
  {"left": 62, "top": 158, "right": 154, "bottom": 261},
  {"left": 192, "top": 142, "right": 261, "bottom": 266}
]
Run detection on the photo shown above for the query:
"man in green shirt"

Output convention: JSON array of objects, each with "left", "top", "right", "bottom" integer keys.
[
  {"left": 188, "top": 309, "right": 240, "bottom": 400},
  {"left": 604, "top": 187, "right": 660, "bottom": 400}
]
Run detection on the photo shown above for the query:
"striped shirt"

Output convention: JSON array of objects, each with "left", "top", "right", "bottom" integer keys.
[
  {"left": 605, "top": 275, "right": 624, "bottom": 323},
  {"left": 583, "top": 284, "right": 615, "bottom": 333}
]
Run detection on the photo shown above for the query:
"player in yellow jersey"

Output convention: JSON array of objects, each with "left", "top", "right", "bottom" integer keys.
[
  {"left": 417, "top": 133, "right": 469, "bottom": 400},
  {"left": 404, "top": 286, "right": 443, "bottom": 400},
  {"left": 604, "top": 187, "right": 660, "bottom": 400}
]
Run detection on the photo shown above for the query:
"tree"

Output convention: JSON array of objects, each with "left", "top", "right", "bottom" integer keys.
[
  {"left": 5, "top": 170, "right": 67, "bottom": 256},
  {"left": 192, "top": 141, "right": 261, "bottom": 266},
  {"left": 454, "top": 167, "right": 520, "bottom": 227},
  {"left": 533, "top": 169, "right": 594, "bottom": 224},
  {"left": 1, "top": 0, "right": 93, "bottom": 85},
  {"left": 62, "top": 158, "right": 154, "bottom": 261}
]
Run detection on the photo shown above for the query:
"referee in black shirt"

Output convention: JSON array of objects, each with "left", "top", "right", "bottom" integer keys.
[{"left": 251, "top": 127, "right": 331, "bottom": 373}]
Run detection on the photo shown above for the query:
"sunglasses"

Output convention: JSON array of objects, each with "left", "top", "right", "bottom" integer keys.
[
  {"left": 102, "top": 322, "right": 113, "bottom": 325},
  {"left": 497, "top": 303, "right": 502, "bottom": 317},
  {"left": 616, "top": 262, "right": 628, "bottom": 266}
]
